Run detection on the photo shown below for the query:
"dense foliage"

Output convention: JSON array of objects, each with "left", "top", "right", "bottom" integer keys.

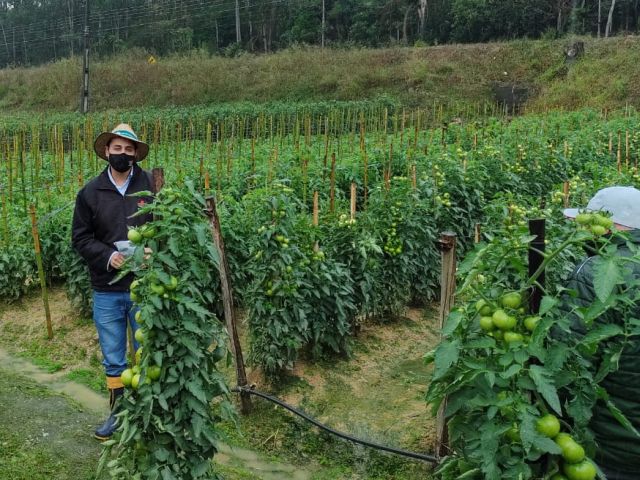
[
  {"left": 2, "top": 106, "right": 639, "bottom": 378},
  {"left": 1, "top": 0, "right": 639, "bottom": 67},
  {"left": 427, "top": 211, "right": 640, "bottom": 479}
]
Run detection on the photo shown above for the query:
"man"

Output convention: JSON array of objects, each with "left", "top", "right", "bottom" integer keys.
[
  {"left": 562, "top": 186, "right": 640, "bottom": 480},
  {"left": 72, "top": 123, "right": 154, "bottom": 440}
]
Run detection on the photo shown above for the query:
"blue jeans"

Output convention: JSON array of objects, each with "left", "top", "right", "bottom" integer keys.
[{"left": 92, "top": 290, "right": 140, "bottom": 378}]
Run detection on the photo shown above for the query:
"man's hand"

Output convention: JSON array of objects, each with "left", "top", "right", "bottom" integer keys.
[{"left": 110, "top": 252, "right": 126, "bottom": 270}]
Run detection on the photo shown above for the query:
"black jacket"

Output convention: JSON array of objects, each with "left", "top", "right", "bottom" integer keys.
[
  {"left": 559, "top": 230, "right": 640, "bottom": 477},
  {"left": 72, "top": 165, "right": 154, "bottom": 291}
]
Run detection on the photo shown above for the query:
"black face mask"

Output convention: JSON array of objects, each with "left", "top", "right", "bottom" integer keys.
[{"left": 108, "top": 153, "right": 135, "bottom": 173}]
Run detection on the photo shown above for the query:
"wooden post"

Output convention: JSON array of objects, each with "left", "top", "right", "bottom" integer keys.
[
  {"left": 436, "top": 231, "right": 456, "bottom": 459},
  {"left": 152, "top": 167, "right": 165, "bottom": 194},
  {"left": 528, "top": 219, "right": 546, "bottom": 314},
  {"left": 313, "top": 191, "right": 319, "bottom": 227},
  {"left": 29, "top": 205, "right": 53, "bottom": 340},
  {"left": 563, "top": 181, "right": 570, "bottom": 208},
  {"left": 204, "top": 171, "right": 211, "bottom": 196},
  {"left": 411, "top": 164, "right": 417, "bottom": 191},
  {"left": 205, "top": 196, "right": 252, "bottom": 414},
  {"left": 474, "top": 223, "right": 481, "bottom": 244},
  {"left": 626, "top": 130, "right": 630, "bottom": 170},
  {"left": 617, "top": 131, "right": 622, "bottom": 173},
  {"left": 329, "top": 152, "right": 336, "bottom": 213},
  {"left": 350, "top": 183, "right": 356, "bottom": 220}
]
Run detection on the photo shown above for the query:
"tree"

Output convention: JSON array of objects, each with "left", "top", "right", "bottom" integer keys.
[{"left": 606, "top": 0, "right": 617, "bottom": 36}]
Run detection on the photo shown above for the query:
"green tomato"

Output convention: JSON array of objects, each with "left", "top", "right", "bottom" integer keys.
[
  {"left": 555, "top": 433, "right": 574, "bottom": 447},
  {"left": 479, "top": 316, "right": 495, "bottom": 332},
  {"left": 134, "top": 328, "right": 145, "bottom": 344},
  {"left": 562, "top": 459, "right": 596, "bottom": 480},
  {"left": 120, "top": 368, "right": 134, "bottom": 387},
  {"left": 561, "top": 439, "right": 585, "bottom": 464},
  {"left": 575, "top": 213, "right": 592, "bottom": 225},
  {"left": 501, "top": 292, "right": 522, "bottom": 309},
  {"left": 131, "top": 373, "right": 141, "bottom": 390},
  {"left": 536, "top": 413, "right": 561, "bottom": 438},
  {"left": 147, "top": 365, "right": 161, "bottom": 381},
  {"left": 128, "top": 229, "right": 143, "bottom": 244},
  {"left": 592, "top": 214, "right": 613, "bottom": 229},
  {"left": 492, "top": 310, "right": 516, "bottom": 331},
  {"left": 591, "top": 225, "right": 607, "bottom": 236},
  {"left": 524, "top": 316, "right": 541, "bottom": 332},
  {"left": 504, "top": 331, "right": 524, "bottom": 344},
  {"left": 475, "top": 299, "right": 494, "bottom": 316}
]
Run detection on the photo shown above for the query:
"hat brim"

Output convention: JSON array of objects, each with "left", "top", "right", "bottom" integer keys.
[
  {"left": 563, "top": 208, "right": 580, "bottom": 219},
  {"left": 94, "top": 132, "right": 149, "bottom": 162}
]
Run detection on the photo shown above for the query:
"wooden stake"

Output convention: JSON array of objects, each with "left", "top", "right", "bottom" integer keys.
[
  {"left": 152, "top": 167, "right": 165, "bottom": 194},
  {"left": 206, "top": 196, "right": 252, "bottom": 414},
  {"left": 313, "top": 191, "right": 319, "bottom": 227},
  {"left": 563, "top": 181, "right": 570, "bottom": 208},
  {"left": 474, "top": 224, "right": 481, "bottom": 244},
  {"left": 329, "top": 152, "right": 336, "bottom": 213},
  {"left": 350, "top": 183, "right": 356, "bottom": 220},
  {"left": 626, "top": 130, "right": 630, "bottom": 170},
  {"left": 29, "top": 204, "right": 53, "bottom": 340},
  {"left": 411, "top": 164, "right": 417, "bottom": 191},
  {"left": 435, "top": 232, "right": 457, "bottom": 459},
  {"left": 617, "top": 131, "right": 622, "bottom": 173}
]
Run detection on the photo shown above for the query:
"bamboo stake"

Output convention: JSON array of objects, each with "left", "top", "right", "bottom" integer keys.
[{"left": 29, "top": 205, "right": 53, "bottom": 340}]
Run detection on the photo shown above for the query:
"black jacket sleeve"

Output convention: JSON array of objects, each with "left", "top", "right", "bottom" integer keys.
[{"left": 71, "top": 189, "right": 116, "bottom": 272}]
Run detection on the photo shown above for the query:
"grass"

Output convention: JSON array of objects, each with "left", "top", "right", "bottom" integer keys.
[
  {"left": 2, "top": 36, "right": 639, "bottom": 113},
  {"left": 0, "top": 37, "right": 587, "bottom": 112},
  {"left": 0, "top": 369, "right": 106, "bottom": 480}
]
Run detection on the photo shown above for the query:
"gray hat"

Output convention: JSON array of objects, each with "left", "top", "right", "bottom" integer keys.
[{"left": 564, "top": 186, "right": 640, "bottom": 229}]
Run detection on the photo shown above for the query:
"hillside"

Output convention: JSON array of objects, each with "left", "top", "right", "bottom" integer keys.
[{"left": 1, "top": 36, "right": 640, "bottom": 113}]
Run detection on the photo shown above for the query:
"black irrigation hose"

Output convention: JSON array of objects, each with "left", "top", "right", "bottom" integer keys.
[{"left": 231, "top": 385, "right": 439, "bottom": 464}]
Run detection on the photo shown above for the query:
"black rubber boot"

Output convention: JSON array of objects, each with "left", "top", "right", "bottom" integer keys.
[{"left": 94, "top": 387, "right": 124, "bottom": 441}]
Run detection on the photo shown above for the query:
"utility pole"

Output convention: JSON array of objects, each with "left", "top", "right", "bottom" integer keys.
[
  {"left": 81, "top": 0, "right": 90, "bottom": 114},
  {"left": 321, "top": 0, "right": 325, "bottom": 48},
  {"left": 235, "top": 0, "right": 241, "bottom": 44}
]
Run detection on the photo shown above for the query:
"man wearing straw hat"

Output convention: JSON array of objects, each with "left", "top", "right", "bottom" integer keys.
[{"left": 72, "top": 123, "right": 153, "bottom": 440}]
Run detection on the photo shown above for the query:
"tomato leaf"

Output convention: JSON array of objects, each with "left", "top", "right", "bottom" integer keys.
[
  {"left": 442, "top": 310, "right": 464, "bottom": 336},
  {"left": 592, "top": 256, "right": 623, "bottom": 303},
  {"left": 433, "top": 339, "right": 460, "bottom": 380},
  {"left": 597, "top": 387, "right": 640, "bottom": 438},
  {"left": 529, "top": 365, "right": 562, "bottom": 415}
]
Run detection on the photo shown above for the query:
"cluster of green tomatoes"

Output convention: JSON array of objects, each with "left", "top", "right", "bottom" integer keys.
[
  {"left": 383, "top": 201, "right": 404, "bottom": 256},
  {"left": 119, "top": 317, "right": 161, "bottom": 391},
  {"left": 536, "top": 414, "right": 597, "bottom": 480},
  {"left": 575, "top": 211, "right": 613, "bottom": 236},
  {"left": 475, "top": 292, "right": 537, "bottom": 344}
]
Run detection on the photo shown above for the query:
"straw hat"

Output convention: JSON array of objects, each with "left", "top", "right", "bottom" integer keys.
[{"left": 94, "top": 123, "right": 149, "bottom": 161}]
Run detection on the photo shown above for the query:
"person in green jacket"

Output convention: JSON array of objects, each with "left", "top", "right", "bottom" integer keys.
[{"left": 562, "top": 186, "right": 640, "bottom": 480}]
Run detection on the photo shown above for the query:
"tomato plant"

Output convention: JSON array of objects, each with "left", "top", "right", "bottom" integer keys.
[
  {"left": 427, "top": 214, "right": 640, "bottom": 479},
  {"left": 98, "top": 182, "right": 233, "bottom": 480}
]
